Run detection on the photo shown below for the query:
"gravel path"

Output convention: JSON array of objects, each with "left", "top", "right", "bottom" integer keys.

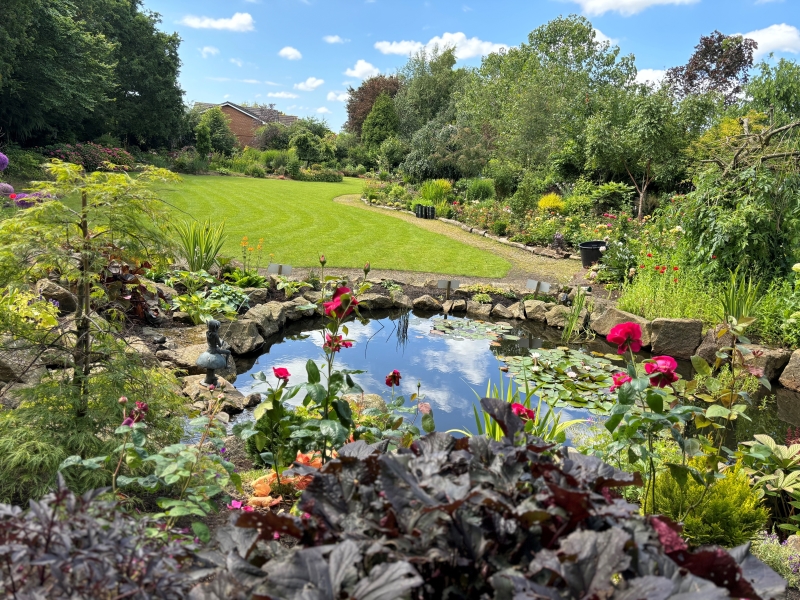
[{"left": 328, "top": 195, "right": 582, "bottom": 289}]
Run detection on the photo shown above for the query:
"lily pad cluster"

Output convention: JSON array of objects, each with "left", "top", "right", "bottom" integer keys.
[
  {"left": 500, "top": 347, "right": 622, "bottom": 410},
  {"left": 430, "top": 317, "right": 520, "bottom": 342}
]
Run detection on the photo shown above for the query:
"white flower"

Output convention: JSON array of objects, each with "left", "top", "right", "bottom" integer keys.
[
  {"left": 531, "top": 352, "right": 541, "bottom": 359},
  {"left": 566, "top": 371, "right": 577, "bottom": 378},
  {"left": 600, "top": 246, "right": 607, "bottom": 252}
]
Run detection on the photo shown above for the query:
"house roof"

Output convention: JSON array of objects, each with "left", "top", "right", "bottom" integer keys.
[{"left": 194, "top": 101, "right": 298, "bottom": 126}]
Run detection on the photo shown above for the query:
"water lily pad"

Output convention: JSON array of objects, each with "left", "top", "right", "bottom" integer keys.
[{"left": 429, "top": 318, "right": 520, "bottom": 342}]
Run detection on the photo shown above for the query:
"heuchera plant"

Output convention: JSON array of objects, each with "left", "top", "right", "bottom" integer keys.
[{"left": 190, "top": 398, "right": 785, "bottom": 600}]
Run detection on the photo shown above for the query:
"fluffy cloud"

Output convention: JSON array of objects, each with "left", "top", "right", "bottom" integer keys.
[
  {"left": 268, "top": 91, "right": 299, "bottom": 98},
  {"left": 323, "top": 35, "right": 349, "bottom": 44},
  {"left": 199, "top": 46, "right": 219, "bottom": 58},
  {"left": 563, "top": 0, "right": 699, "bottom": 16},
  {"left": 279, "top": 46, "right": 302, "bottom": 60},
  {"left": 344, "top": 59, "right": 380, "bottom": 79},
  {"left": 594, "top": 28, "right": 618, "bottom": 45},
  {"left": 294, "top": 77, "right": 325, "bottom": 91},
  {"left": 326, "top": 91, "right": 349, "bottom": 102},
  {"left": 635, "top": 68, "right": 666, "bottom": 85},
  {"left": 375, "top": 32, "right": 507, "bottom": 60},
  {"left": 179, "top": 12, "right": 255, "bottom": 31},
  {"left": 317, "top": 107, "right": 332, "bottom": 114},
  {"left": 741, "top": 24, "right": 800, "bottom": 60},
  {"left": 241, "top": 79, "right": 261, "bottom": 84},
  {"left": 230, "top": 58, "right": 243, "bottom": 67}
]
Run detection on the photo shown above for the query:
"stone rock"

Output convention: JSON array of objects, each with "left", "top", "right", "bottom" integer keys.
[
  {"left": 123, "top": 336, "right": 159, "bottom": 367},
  {"left": 778, "top": 387, "right": 800, "bottom": 427},
  {"left": 466, "top": 301, "right": 492, "bottom": 319},
  {"left": 221, "top": 319, "right": 264, "bottom": 355},
  {"left": 172, "top": 311, "right": 194, "bottom": 325},
  {"left": 391, "top": 292, "right": 413, "bottom": 309},
  {"left": 649, "top": 319, "right": 703, "bottom": 359},
  {"left": 343, "top": 393, "right": 387, "bottom": 412},
  {"left": 244, "top": 301, "right": 287, "bottom": 339},
  {"left": 786, "top": 535, "right": 800, "bottom": 553},
  {"left": 0, "top": 341, "right": 43, "bottom": 384},
  {"left": 545, "top": 305, "right": 587, "bottom": 329},
  {"left": 357, "top": 293, "right": 394, "bottom": 310},
  {"left": 244, "top": 287, "right": 271, "bottom": 305},
  {"left": 491, "top": 304, "right": 513, "bottom": 319},
  {"left": 590, "top": 308, "right": 652, "bottom": 347},
  {"left": 156, "top": 344, "right": 237, "bottom": 383},
  {"left": 283, "top": 297, "right": 316, "bottom": 321},
  {"left": 36, "top": 279, "right": 77, "bottom": 313},
  {"left": 696, "top": 324, "right": 736, "bottom": 365},
  {"left": 216, "top": 411, "right": 230, "bottom": 424},
  {"left": 153, "top": 282, "right": 178, "bottom": 302},
  {"left": 443, "top": 299, "right": 466, "bottom": 314},
  {"left": 413, "top": 295, "right": 442, "bottom": 312},
  {"left": 182, "top": 374, "right": 245, "bottom": 414},
  {"left": 303, "top": 290, "right": 323, "bottom": 303},
  {"left": 508, "top": 302, "right": 524, "bottom": 320},
  {"left": 244, "top": 393, "right": 261, "bottom": 408},
  {"left": 523, "top": 300, "right": 548, "bottom": 323},
  {"left": 740, "top": 344, "right": 792, "bottom": 381},
  {"left": 779, "top": 350, "right": 800, "bottom": 392}
]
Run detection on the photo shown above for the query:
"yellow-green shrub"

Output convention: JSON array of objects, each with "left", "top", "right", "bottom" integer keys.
[
  {"left": 647, "top": 462, "right": 768, "bottom": 548},
  {"left": 538, "top": 192, "right": 565, "bottom": 213}
]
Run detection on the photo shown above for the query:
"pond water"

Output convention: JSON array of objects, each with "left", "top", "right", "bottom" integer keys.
[{"left": 228, "top": 310, "right": 791, "bottom": 445}]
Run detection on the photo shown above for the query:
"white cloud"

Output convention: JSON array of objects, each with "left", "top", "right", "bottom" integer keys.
[
  {"left": 323, "top": 35, "right": 349, "bottom": 44},
  {"left": 741, "top": 23, "right": 800, "bottom": 60},
  {"left": 563, "top": 0, "right": 699, "bottom": 16},
  {"left": 317, "top": 107, "right": 332, "bottom": 114},
  {"left": 635, "top": 68, "right": 666, "bottom": 85},
  {"left": 755, "top": 0, "right": 784, "bottom": 3},
  {"left": 374, "top": 32, "right": 507, "bottom": 60},
  {"left": 265, "top": 81, "right": 280, "bottom": 86},
  {"left": 326, "top": 91, "right": 349, "bottom": 101},
  {"left": 241, "top": 79, "right": 261, "bottom": 84},
  {"left": 199, "top": 46, "right": 219, "bottom": 58},
  {"left": 230, "top": 58, "right": 243, "bottom": 67},
  {"left": 463, "top": 4, "right": 473, "bottom": 10},
  {"left": 294, "top": 77, "right": 325, "bottom": 91},
  {"left": 279, "top": 46, "right": 302, "bottom": 60},
  {"left": 179, "top": 12, "right": 255, "bottom": 32},
  {"left": 268, "top": 91, "right": 299, "bottom": 98},
  {"left": 594, "top": 28, "right": 618, "bottom": 45},
  {"left": 344, "top": 59, "right": 380, "bottom": 79},
  {"left": 223, "top": 94, "right": 230, "bottom": 99}
]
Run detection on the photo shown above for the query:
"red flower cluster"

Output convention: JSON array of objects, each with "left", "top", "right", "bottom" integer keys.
[
  {"left": 323, "top": 334, "right": 352, "bottom": 353},
  {"left": 610, "top": 372, "right": 632, "bottom": 392},
  {"left": 385, "top": 369, "right": 401, "bottom": 387},
  {"left": 323, "top": 287, "right": 358, "bottom": 319},
  {"left": 644, "top": 356, "right": 679, "bottom": 388},
  {"left": 273, "top": 367, "right": 290, "bottom": 382},
  {"left": 511, "top": 403, "right": 536, "bottom": 421},
  {"left": 607, "top": 322, "right": 642, "bottom": 354},
  {"left": 121, "top": 400, "right": 149, "bottom": 426},
  {"left": 602, "top": 213, "right": 618, "bottom": 220}
]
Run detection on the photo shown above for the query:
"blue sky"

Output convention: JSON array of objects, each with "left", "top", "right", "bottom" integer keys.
[{"left": 143, "top": 0, "right": 800, "bottom": 131}]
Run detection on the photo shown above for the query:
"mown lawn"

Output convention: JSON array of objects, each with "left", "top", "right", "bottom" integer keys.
[{"left": 157, "top": 175, "right": 511, "bottom": 277}]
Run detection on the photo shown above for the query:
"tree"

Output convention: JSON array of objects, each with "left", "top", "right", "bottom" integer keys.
[
  {"left": 401, "top": 118, "right": 488, "bottom": 181},
  {"left": 361, "top": 93, "right": 399, "bottom": 150},
  {"left": 378, "top": 137, "right": 409, "bottom": 170},
  {"left": 665, "top": 31, "right": 757, "bottom": 105},
  {"left": 255, "top": 122, "right": 290, "bottom": 150},
  {"left": 747, "top": 58, "right": 800, "bottom": 125},
  {"left": 345, "top": 75, "right": 402, "bottom": 137},
  {"left": 198, "top": 107, "right": 237, "bottom": 155},
  {"left": 195, "top": 122, "right": 211, "bottom": 157},
  {"left": 289, "top": 131, "right": 321, "bottom": 164},
  {"left": 585, "top": 87, "right": 690, "bottom": 218}
]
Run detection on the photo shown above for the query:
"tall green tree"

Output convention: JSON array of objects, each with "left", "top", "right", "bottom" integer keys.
[
  {"left": 345, "top": 75, "right": 402, "bottom": 137},
  {"left": 747, "top": 58, "right": 800, "bottom": 125},
  {"left": 198, "top": 107, "right": 237, "bottom": 155},
  {"left": 361, "top": 93, "right": 399, "bottom": 150}
]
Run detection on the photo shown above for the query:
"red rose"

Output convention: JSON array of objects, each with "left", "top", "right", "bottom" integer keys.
[
  {"left": 610, "top": 372, "right": 632, "bottom": 392},
  {"left": 323, "top": 334, "right": 352, "bottom": 353},
  {"left": 323, "top": 287, "right": 358, "bottom": 319},
  {"left": 607, "top": 322, "right": 643, "bottom": 355},
  {"left": 644, "top": 356, "right": 679, "bottom": 388},
  {"left": 385, "top": 369, "right": 401, "bottom": 387},
  {"left": 273, "top": 367, "right": 291, "bottom": 382},
  {"left": 510, "top": 402, "right": 536, "bottom": 421},
  {"left": 9, "top": 193, "right": 16, "bottom": 199}
]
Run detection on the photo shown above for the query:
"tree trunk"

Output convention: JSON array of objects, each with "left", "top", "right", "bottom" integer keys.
[
  {"left": 73, "top": 190, "right": 91, "bottom": 418},
  {"left": 637, "top": 184, "right": 648, "bottom": 220}
]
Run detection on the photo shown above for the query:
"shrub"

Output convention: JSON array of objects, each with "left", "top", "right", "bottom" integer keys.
[
  {"left": 648, "top": 462, "right": 769, "bottom": 548},
  {"left": 174, "top": 218, "right": 226, "bottom": 272},
  {"left": 538, "top": 192, "right": 565, "bottom": 213},
  {"left": 195, "top": 400, "right": 784, "bottom": 600},
  {"left": 244, "top": 163, "right": 267, "bottom": 178},
  {"left": 591, "top": 181, "right": 635, "bottom": 214},
  {"left": 750, "top": 531, "right": 800, "bottom": 588},
  {"left": 0, "top": 476, "right": 198, "bottom": 597},
  {"left": 484, "top": 159, "right": 520, "bottom": 198},
  {"left": 39, "top": 143, "right": 135, "bottom": 172},
  {"left": 465, "top": 177, "right": 495, "bottom": 201},
  {"left": 3, "top": 148, "right": 45, "bottom": 180},
  {"left": 294, "top": 168, "right": 343, "bottom": 183},
  {"left": 564, "top": 194, "right": 594, "bottom": 215},
  {"left": 509, "top": 169, "right": 556, "bottom": 215},
  {"left": 419, "top": 178, "right": 452, "bottom": 204},
  {"left": 490, "top": 220, "right": 508, "bottom": 236},
  {"left": 472, "top": 292, "right": 492, "bottom": 304},
  {"left": 199, "top": 106, "right": 238, "bottom": 155},
  {"left": 172, "top": 148, "right": 208, "bottom": 174},
  {"left": 356, "top": 165, "right": 367, "bottom": 175}
]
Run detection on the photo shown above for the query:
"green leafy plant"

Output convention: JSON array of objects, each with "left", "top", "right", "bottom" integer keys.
[
  {"left": 419, "top": 178, "right": 452, "bottom": 205},
  {"left": 561, "top": 286, "right": 589, "bottom": 343},
  {"left": 538, "top": 192, "right": 565, "bottom": 213},
  {"left": 471, "top": 292, "right": 492, "bottom": 304},
  {"left": 489, "top": 220, "right": 508, "bottom": 236},
  {"left": 171, "top": 292, "right": 237, "bottom": 325},
  {"left": 224, "top": 267, "right": 268, "bottom": 288},
  {"left": 718, "top": 267, "right": 762, "bottom": 324},
  {"left": 165, "top": 269, "right": 216, "bottom": 294},
  {"left": 275, "top": 275, "right": 311, "bottom": 299},
  {"left": 750, "top": 531, "right": 800, "bottom": 588},
  {"left": 173, "top": 219, "right": 226, "bottom": 272},
  {"left": 207, "top": 283, "right": 250, "bottom": 312}
]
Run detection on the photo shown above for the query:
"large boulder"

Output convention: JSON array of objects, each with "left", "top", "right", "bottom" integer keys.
[
  {"left": 777, "top": 387, "right": 800, "bottom": 427},
  {"left": 221, "top": 319, "right": 264, "bottom": 355},
  {"left": 590, "top": 308, "right": 652, "bottom": 347},
  {"left": 390, "top": 291, "right": 413, "bottom": 309},
  {"left": 413, "top": 295, "right": 442, "bottom": 312},
  {"left": 0, "top": 341, "right": 42, "bottom": 384},
  {"left": 153, "top": 282, "right": 178, "bottom": 303},
  {"left": 507, "top": 302, "right": 524, "bottom": 320},
  {"left": 779, "top": 350, "right": 800, "bottom": 392},
  {"left": 244, "top": 301, "right": 287, "bottom": 338},
  {"left": 357, "top": 293, "right": 394, "bottom": 310},
  {"left": 741, "top": 344, "right": 792, "bottom": 381},
  {"left": 122, "top": 336, "right": 160, "bottom": 367},
  {"left": 244, "top": 287, "right": 271, "bottom": 306},
  {"left": 466, "top": 301, "right": 493, "bottom": 319},
  {"left": 303, "top": 290, "right": 323, "bottom": 303},
  {"left": 182, "top": 374, "right": 246, "bottom": 414},
  {"left": 649, "top": 318, "right": 703, "bottom": 359},
  {"left": 696, "top": 324, "right": 736, "bottom": 365},
  {"left": 491, "top": 304, "right": 514, "bottom": 319},
  {"left": 442, "top": 299, "right": 467, "bottom": 314},
  {"left": 523, "top": 300, "right": 548, "bottom": 323},
  {"left": 545, "top": 305, "right": 587, "bottom": 329},
  {"left": 36, "top": 279, "right": 77, "bottom": 313},
  {"left": 156, "top": 344, "right": 237, "bottom": 383},
  {"left": 283, "top": 297, "right": 316, "bottom": 321}
]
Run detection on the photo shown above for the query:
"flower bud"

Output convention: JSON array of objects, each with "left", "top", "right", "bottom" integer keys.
[
  {"left": 118, "top": 396, "right": 128, "bottom": 404},
  {"left": 319, "top": 254, "right": 326, "bottom": 266},
  {"left": 363, "top": 262, "right": 371, "bottom": 275}
]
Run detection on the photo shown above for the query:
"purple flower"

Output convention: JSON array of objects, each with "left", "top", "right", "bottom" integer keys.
[
  {"left": 0, "top": 152, "right": 8, "bottom": 172},
  {"left": 49, "top": 299, "right": 60, "bottom": 308},
  {"left": 121, "top": 417, "right": 134, "bottom": 427},
  {"left": 0, "top": 182, "right": 13, "bottom": 196}
]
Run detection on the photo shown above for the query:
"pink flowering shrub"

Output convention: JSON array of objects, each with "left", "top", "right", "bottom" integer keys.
[{"left": 38, "top": 143, "right": 135, "bottom": 172}]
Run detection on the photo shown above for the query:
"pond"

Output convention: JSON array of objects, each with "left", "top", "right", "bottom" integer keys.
[{"left": 228, "top": 310, "right": 791, "bottom": 445}]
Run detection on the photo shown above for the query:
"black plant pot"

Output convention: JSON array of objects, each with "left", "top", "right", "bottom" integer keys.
[
  {"left": 414, "top": 204, "right": 423, "bottom": 218},
  {"left": 578, "top": 240, "right": 606, "bottom": 268}
]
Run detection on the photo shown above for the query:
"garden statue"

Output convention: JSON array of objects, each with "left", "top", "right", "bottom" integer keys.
[{"left": 196, "top": 319, "right": 231, "bottom": 387}]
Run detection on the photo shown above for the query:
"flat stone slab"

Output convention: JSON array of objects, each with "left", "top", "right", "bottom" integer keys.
[{"left": 649, "top": 318, "right": 703, "bottom": 359}]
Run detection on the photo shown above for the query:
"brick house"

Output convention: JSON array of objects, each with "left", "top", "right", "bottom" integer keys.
[{"left": 194, "top": 102, "right": 298, "bottom": 147}]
